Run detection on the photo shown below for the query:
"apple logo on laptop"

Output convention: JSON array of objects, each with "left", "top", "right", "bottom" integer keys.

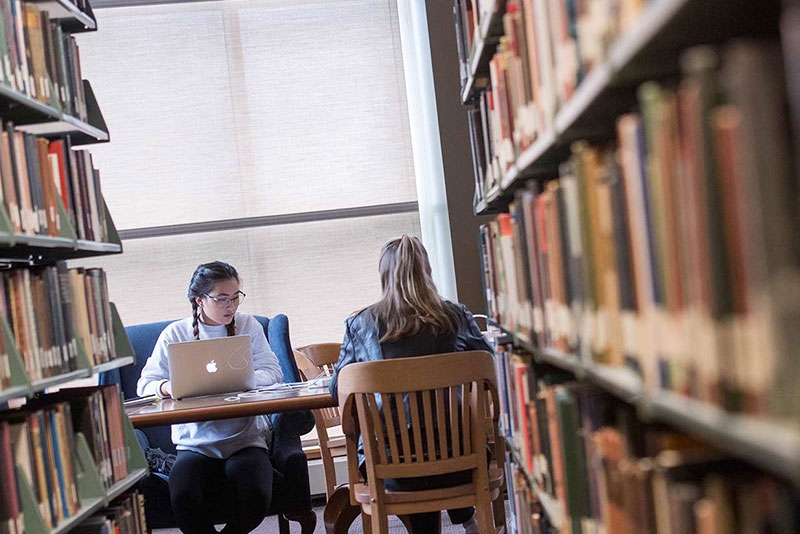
[{"left": 206, "top": 360, "right": 218, "bottom": 373}]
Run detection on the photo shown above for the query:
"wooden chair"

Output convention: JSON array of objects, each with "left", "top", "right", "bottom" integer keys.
[
  {"left": 336, "top": 350, "right": 506, "bottom": 534},
  {"left": 294, "top": 343, "right": 347, "bottom": 500}
]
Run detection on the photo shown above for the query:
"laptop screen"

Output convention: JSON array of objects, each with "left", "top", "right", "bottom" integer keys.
[{"left": 166, "top": 335, "right": 255, "bottom": 399}]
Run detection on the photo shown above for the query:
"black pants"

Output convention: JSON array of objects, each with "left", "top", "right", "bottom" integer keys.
[{"left": 170, "top": 447, "right": 273, "bottom": 534}]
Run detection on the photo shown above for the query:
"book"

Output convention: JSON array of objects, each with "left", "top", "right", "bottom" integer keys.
[
  {"left": 69, "top": 267, "right": 94, "bottom": 366},
  {"left": 0, "top": 420, "right": 21, "bottom": 534},
  {"left": 0, "top": 131, "right": 20, "bottom": 233}
]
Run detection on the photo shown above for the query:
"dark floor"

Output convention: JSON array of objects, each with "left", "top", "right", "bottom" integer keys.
[{"left": 152, "top": 496, "right": 482, "bottom": 533}]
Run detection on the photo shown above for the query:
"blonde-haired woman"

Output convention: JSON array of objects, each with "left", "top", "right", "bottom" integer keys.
[{"left": 330, "top": 235, "right": 491, "bottom": 533}]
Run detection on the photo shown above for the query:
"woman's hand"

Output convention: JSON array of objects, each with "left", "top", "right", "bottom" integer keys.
[{"left": 159, "top": 380, "right": 173, "bottom": 398}]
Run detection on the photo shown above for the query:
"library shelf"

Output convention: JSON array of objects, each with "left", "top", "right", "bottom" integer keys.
[
  {"left": 30, "top": 368, "right": 91, "bottom": 393},
  {"left": 48, "top": 497, "right": 106, "bottom": 534},
  {"left": 0, "top": 231, "right": 13, "bottom": 247},
  {"left": 493, "top": 322, "right": 800, "bottom": 487},
  {"left": 0, "top": 384, "right": 30, "bottom": 404},
  {"left": 32, "top": 0, "right": 97, "bottom": 33},
  {"left": 533, "top": 347, "right": 581, "bottom": 377},
  {"left": 2, "top": 243, "right": 121, "bottom": 263},
  {"left": 0, "top": 2, "right": 147, "bottom": 531},
  {"left": 0, "top": 238, "right": 122, "bottom": 263},
  {"left": 106, "top": 468, "right": 149, "bottom": 503},
  {"left": 584, "top": 362, "right": 643, "bottom": 405},
  {"left": 460, "top": 0, "right": 506, "bottom": 105},
  {"left": 91, "top": 356, "right": 135, "bottom": 376},
  {"left": 45, "top": 468, "right": 147, "bottom": 534},
  {"left": 552, "top": 62, "right": 613, "bottom": 137},
  {"left": 507, "top": 441, "right": 564, "bottom": 529},
  {"left": 511, "top": 130, "right": 558, "bottom": 179},
  {"left": 13, "top": 234, "right": 76, "bottom": 250},
  {"left": 459, "top": 0, "right": 798, "bottom": 530},
  {"left": 19, "top": 113, "right": 109, "bottom": 143},
  {"left": 474, "top": 0, "right": 781, "bottom": 214},
  {"left": 0, "top": 85, "right": 59, "bottom": 120},
  {"left": 647, "top": 391, "right": 800, "bottom": 487},
  {"left": 75, "top": 240, "right": 122, "bottom": 254},
  {"left": 0, "top": 87, "right": 108, "bottom": 146},
  {"left": 498, "top": 163, "right": 519, "bottom": 193}
]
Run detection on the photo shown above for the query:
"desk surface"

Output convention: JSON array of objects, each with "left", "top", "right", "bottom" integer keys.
[{"left": 126, "top": 386, "right": 337, "bottom": 427}]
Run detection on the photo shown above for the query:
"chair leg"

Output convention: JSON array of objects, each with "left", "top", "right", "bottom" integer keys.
[
  {"left": 283, "top": 510, "right": 317, "bottom": 534},
  {"left": 371, "top": 507, "right": 390, "bottom": 534},
  {"left": 362, "top": 511, "right": 372, "bottom": 534},
  {"left": 476, "top": 500, "right": 494, "bottom": 534},
  {"left": 278, "top": 514, "right": 290, "bottom": 534},
  {"left": 323, "top": 484, "right": 360, "bottom": 534},
  {"left": 492, "top": 495, "right": 506, "bottom": 532},
  {"left": 398, "top": 514, "right": 414, "bottom": 533}
]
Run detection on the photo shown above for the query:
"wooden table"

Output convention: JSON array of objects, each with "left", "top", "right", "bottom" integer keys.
[{"left": 125, "top": 386, "right": 337, "bottom": 427}]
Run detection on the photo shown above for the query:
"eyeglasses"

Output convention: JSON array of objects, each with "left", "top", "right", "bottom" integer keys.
[{"left": 204, "top": 291, "right": 246, "bottom": 307}]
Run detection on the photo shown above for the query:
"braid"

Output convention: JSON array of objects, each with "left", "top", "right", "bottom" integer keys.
[
  {"left": 192, "top": 302, "right": 200, "bottom": 340},
  {"left": 226, "top": 316, "right": 236, "bottom": 337}
]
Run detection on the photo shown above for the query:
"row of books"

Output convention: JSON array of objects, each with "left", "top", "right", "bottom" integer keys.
[
  {"left": 478, "top": 39, "right": 800, "bottom": 417},
  {"left": 73, "top": 490, "right": 147, "bottom": 534},
  {"left": 505, "top": 461, "right": 555, "bottom": 534},
  {"left": 0, "top": 384, "right": 129, "bottom": 533},
  {"left": 463, "top": 0, "right": 654, "bottom": 201},
  {"left": 0, "top": 263, "right": 116, "bottom": 390},
  {"left": 495, "top": 346, "right": 800, "bottom": 534},
  {"left": 0, "top": 123, "right": 108, "bottom": 241},
  {"left": 452, "top": 0, "right": 499, "bottom": 82},
  {"left": 452, "top": 0, "right": 476, "bottom": 87},
  {"left": 0, "top": 0, "right": 89, "bottom": 118}
]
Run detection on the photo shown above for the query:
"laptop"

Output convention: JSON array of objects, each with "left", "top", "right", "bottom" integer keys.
[{"left": 167, "top": 335, "right": 255, "bottom": 400}]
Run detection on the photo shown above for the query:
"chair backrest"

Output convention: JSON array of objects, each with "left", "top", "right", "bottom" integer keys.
[
  {"left": 337, "top": 351, "right": 499, "bottom": 503},
  {"left": 100, "top": 314, "right": 305, "bottom": 453},
  {"left": 295, "top": 343, "right": 340, "bottom": 373},
  {"left": 294, "top": 343, "right": 344, "bottom": 499},
  {"left": 295, "top": 343, "right": 341, "bottom": 427}
]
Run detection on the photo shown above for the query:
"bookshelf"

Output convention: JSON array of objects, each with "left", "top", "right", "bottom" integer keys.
[
  {"left": 457, "top": 0, "right": 506, "bottom": 104},
  {"left": 455, "top": 0, "right": 800, "bottom": 531},
  {"left": 469, "top": 0, "right": 779, "bottom": 212},
  {"left": 496, "top": 322, "right": 800, "bottom": 487},
  {"left": 0, "top": 1, "right": 148, "bottom": 533}
]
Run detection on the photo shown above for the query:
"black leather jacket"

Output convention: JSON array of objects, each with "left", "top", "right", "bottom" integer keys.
[{"left": 329, "top": 301, "right": 492, "bottom": 401}]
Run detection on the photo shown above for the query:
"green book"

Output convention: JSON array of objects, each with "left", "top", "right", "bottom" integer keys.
[{"left": 555, "top": 386, "right": 592, "bottom": 533}]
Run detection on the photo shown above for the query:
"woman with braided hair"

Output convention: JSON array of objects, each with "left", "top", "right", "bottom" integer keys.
[{"left": 137, "top": 260, "right": 283, "bottom": 534}]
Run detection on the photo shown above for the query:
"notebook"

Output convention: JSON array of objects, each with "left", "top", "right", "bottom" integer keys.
[{"left": 167, "top": 335, "right": 255, "bottom": 400}]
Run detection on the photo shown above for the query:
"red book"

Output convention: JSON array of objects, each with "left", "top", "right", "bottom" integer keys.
[{"left": 47, "top": 140, "right": 70, "bottom": 213}]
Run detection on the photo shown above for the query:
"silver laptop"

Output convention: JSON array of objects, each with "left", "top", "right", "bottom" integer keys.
[{"left": 167, "top": 335, "right": 255, "bottom": 400}]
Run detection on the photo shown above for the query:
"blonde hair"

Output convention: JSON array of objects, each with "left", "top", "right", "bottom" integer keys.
[{"left": 372, "top": 235, "right": 458, "bottom": 342}]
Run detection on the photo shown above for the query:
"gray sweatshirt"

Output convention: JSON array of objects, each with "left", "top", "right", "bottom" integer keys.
[{"left": 137, "top": 312, "right": 283, "bottom": 458}]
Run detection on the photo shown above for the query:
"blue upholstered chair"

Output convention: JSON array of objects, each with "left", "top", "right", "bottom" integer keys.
[{"left": 100, "top": 314, "right": 316, "bottom": 534}]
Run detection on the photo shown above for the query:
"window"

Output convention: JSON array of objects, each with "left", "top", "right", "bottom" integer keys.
[{"left": 76, "top": 0, "right": 420, "bottom": 345}]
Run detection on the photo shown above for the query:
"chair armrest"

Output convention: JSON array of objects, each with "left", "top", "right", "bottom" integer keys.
[{"left": 269, "top": 419, "right": 313, "bottom": 515}]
